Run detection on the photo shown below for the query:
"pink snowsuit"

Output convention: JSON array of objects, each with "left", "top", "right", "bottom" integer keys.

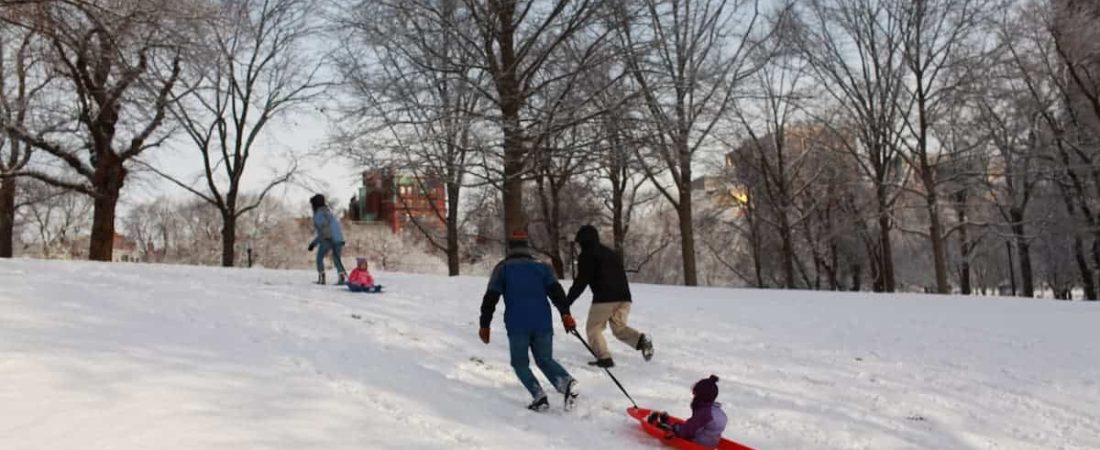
[{"left": 348, "top": 268, "right": 374, "bottom": 289}]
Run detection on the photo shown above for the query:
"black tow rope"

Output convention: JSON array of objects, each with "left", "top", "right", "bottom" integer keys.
[{"left": 570, "top": 329, "right": 639, "bottom": 408}]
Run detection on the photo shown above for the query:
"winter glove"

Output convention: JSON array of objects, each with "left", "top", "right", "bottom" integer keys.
[
  {"left": 561, "top": 314, "right": 577, "bottom": 332},
  {"left": 479, "top": 327, "right": 490, "bottom": 344},
  {"left": 308, "top": 242, "right": 316, "bottom": 252}
]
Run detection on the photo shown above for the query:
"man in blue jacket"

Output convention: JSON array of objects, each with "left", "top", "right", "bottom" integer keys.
[
  {"left": 479, "top": 229, "right": 579, "bottom": 411},
  {"left": 307, "top": 194, "right": 347, "bottom": 285}
]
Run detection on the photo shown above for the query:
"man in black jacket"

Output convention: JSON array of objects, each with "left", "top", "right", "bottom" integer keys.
[{"left": 566, "top": 225, "right": 653, "bottom": 368}]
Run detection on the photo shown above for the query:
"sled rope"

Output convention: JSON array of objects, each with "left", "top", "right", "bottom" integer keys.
[{"left": 570, "top": 329, "right": 639, "bottom": 408}]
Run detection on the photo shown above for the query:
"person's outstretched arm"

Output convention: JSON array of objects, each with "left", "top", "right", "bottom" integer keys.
[
  {"left": 565, "top": 252, "right": 594, "bottom": 304},
  {"left": 479, "top": 263, "right": 506, "bottom": 332}
]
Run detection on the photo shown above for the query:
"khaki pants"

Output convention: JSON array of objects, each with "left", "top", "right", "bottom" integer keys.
[{"left": 586, "top": 301, "right": 643, "bottom": 360}]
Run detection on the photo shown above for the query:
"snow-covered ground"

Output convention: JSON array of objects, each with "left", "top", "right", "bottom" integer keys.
[{"left": 1, "top": 259, "right": 1098, "bottom": 450}]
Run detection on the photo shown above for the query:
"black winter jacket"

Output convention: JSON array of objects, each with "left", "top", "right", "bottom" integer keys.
[{"left": 566, "top": 226, "right": 632, "bottom": 304}]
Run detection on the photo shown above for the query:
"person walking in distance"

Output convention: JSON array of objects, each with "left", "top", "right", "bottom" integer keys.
[
  {"left": 566, "top": 225, "right": 653, "bottom": 368},
  {"left": 307, "top": 194, "right": 347, "bottom": 285},
  {"left": 479, "top": 229, "right": 580, "bottom": 411}
]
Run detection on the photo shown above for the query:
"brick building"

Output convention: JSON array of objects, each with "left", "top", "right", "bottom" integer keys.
[{"left": 348, "top": 168, "right": 446, "bottom": 234}]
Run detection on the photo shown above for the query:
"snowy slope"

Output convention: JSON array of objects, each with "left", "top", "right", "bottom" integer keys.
[{"left": 1, "top": 259, "right": 1098, "bottom": 450}]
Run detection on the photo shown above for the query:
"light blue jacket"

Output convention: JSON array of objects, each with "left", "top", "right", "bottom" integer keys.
[{"left": 311, "top": 207, "right": 344, "bottom": 245}]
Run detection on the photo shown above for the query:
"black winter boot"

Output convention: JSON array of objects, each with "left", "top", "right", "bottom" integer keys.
[
  {"left": 337, "top": 272, "right": 347, "bottom": 286},
  {"left": 587, "top": 358, "right": 614, "bottom": 368},
  {"left": 315, "top": 272, "right": 326, "bottom": 285},
  {"left": 647, "top": 411, "right": 673, "bottom": 430},
  {"left": 637, "top": 334, "right": 654, "bottom": 361},
  {"left": 527, "top": 395, "right": 549, "bottom": 412},
  {"left": 563, "top": 379, "right": 579, "bottom": 411}
]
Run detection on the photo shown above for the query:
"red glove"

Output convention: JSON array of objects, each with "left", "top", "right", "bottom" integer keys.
[
  {"left": 562, "top": 314, "right": 577, "bottom": 332},
  {"left": 479, "top": 327, "right": 490, "bottom": 344}
]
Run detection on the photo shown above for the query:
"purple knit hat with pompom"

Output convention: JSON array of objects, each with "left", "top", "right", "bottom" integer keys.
[{"left": 693, "top": 375, "right": 720, "bottom": 403}]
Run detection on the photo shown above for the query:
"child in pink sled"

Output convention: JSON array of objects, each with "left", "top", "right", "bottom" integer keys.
[{"left": 347, "top": 257, "right": 382, "bottom": 293}]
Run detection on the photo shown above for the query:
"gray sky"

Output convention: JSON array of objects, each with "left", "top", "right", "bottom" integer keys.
[{"left": 127, "top": 110, "right": 362, "bottom": 216}]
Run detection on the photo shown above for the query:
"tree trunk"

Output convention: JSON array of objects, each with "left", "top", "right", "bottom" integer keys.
[
  {"left": 221, "top": 212, "right": 237, "bottom": 267},
  {"left": 779, "top": 212, "right": 796, "bottom": 289},
  {"left": 548, "top": 189, "right": 564, "bottom": 279},
  {"left": 677, "top": 186, "right": 698, "bottom": 286},
  {"left": 88, "top": 194, "right": 119, "bottom": 262},
  {"left": 876, "top": 210, "right": 896, "bottom": 292},
  {"left": 954, "top": 191, "right": 971, "bottom": 295},
  {"left": 1073, "top": 236, "right": 1096, "bottom": 300},
  {"left": 446, "top": 182, "right": 460, "bottom": 276},
  {"left": 88, "top": 160, "right": 126, "bottom": 262},
  {"left": 1009, "top": 209, "right": 1034, "bottom": 297},
  {"left": 1005, "top": 240, "right": 1017, "bottom": 296},
  {"left": 927, "top": 197, "right": 949, "bottom": 294},
  {"left": 958, "top": 229, "right": 972, "bottom": 296},
  {"left": 549, "top": 249, "right": 565, "bottom": 279},
  {"left": 612, "top": 186, "right": 625, "bottom": 257},
  {"left": 829, "top": 242, "right": 840, "bottom": 290},
  {"left": 492, "top": 1, "right": 524, "bottom": 247},
  {"left": 0, "top": 175, "right": 15, "bottom": 258},
  {"left": 747, "top": 205, "right": 764, "bottom": 288},
  {"left": 501, "top": 117, "right": 525, "bottom": 242}
]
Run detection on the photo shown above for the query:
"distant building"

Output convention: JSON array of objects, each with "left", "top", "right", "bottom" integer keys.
[
  {"left": 60, "top": 232, "right": 146, "bottom": 262},
  {"left": 348, "top": 168, "right": 446, "bottom": 234},
  {"left": 112, "top": 233, "right": 141, "bottom": 263},
  {"left": 689, "top": 150, "right": 746, "bottom": 208}
]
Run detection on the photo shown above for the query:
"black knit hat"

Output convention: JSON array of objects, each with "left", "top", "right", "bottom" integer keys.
[
  {"left": 310, "top": 194, "right": 326, "bottom": 211},
  {"left": 693, "top": 375, "right": 719, "bottom": 403},
  {"left": 574, "top": 224, "right": 599, "bottom": 245}
]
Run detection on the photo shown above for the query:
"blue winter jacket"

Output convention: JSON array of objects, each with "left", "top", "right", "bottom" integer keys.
[
  {"left": 480, "top": 247, "right": 570, "bottom": 333},
  {"left": 311, "top": 207, "right": 344, "bottom": 245}
]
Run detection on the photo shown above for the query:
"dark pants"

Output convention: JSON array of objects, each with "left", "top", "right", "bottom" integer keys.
[
  {"left": 507, "top": 330, "right": 573, "bottom": 400},
  {"left": 348, "top": 284, "right": 382, "bottom": 293},
  {"left": 316, "top": 240, "right": 346, "bottom": 274}
]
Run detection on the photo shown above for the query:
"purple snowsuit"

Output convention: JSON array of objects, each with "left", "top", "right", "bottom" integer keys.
[{"left": 674, "top": 401, "right": 727, "bottom": 449}]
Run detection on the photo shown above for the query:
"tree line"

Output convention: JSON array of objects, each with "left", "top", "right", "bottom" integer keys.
[{"left": 3, "top": 0, "right": 1099, "bottom": 298}]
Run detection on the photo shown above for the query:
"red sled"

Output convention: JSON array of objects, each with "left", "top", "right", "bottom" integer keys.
[{"left": 627, "top": 407, "right": 757, "bottom": 450}]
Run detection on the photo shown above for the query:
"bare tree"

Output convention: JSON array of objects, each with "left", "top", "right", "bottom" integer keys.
[
  {"left": 376, "top": 0, "right": 606, "bottom": 242},
  {"left": 796, "top": 0, "right": 910, "bottom": 292},
  {"left": 585, "top": 57, "right": 657, "bottom": 257},
  {"left": 522, "top": 35, "right": 617, "bottom": 277},
  {"left": 122, "top": 200, "right": 160, "bottom": 262},
  {"left": 974, "top": 21, "right": 1047, "bottom": 297},
  {"left": 3, "top": 0, "right": 185, "bottom": 261},
  {"left": 463, "top": 0, "right": 607, "bottom": 241},
  {"left": 614, "top": 0, "right": 773, "bottom": 285},
  {"left": 729, "top": 45, "right": 820, "bottom": 289},
  {"left": 334, "top": 0, "right": 485, "bottom": 276},
  {"left": 139, "top": 0, "right": 319, "bottom": 267},
  {"left": 598, "top": 118, "right": 656, "bottom": 257},
  {"left": 891, "top": 0, "right": 999, "bottom": 294},
  {"left": 17, "top": 179, "right": 91, "bottom": 258},
  {"left": 1002, "top": 0, "right": 1100, "bottom": 299},
  {"left": 529, "top": 123, "right": 600, "bottom": 277},
  {"left": 0, "top": 23, "right": 53, "bottom": 258}
]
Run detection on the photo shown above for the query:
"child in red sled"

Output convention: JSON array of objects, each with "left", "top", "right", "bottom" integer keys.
[
  {"left": 647, "top": 375, "right": 728, "bottom": 449},
  {"left": 347, "top": 257, "right": 382, "bottom": 293}
]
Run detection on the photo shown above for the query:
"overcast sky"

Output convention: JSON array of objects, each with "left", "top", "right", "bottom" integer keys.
[{"left": 126, "top": 108, "right": 362, "bottom": 217}]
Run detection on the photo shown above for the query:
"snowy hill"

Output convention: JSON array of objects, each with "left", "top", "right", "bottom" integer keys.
[{"left": 1, "top": 259, "right": 1098, "bottom": 450}]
